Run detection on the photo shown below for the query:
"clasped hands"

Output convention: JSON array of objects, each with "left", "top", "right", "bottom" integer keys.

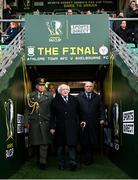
[{"left": 50, "top": 129, "right": 55, "bottom": 135}]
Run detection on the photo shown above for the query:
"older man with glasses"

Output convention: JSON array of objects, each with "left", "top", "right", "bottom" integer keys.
[{"left": 50, "top": 84, "right": 79, "bottom": 171}]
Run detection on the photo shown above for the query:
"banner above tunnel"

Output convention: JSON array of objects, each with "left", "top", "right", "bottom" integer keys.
[
  {"left": 19, "top": 0, "right": 117, "bottom": 13},
  {"left": 25, "top": 14, "right": 110, "bottom": 65}
]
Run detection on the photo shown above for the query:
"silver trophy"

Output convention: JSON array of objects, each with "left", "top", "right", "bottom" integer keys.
[
  {"left": 4, "top": 99, "right": 14, "bottom": 140},
  {"left": 113, "top": 102, "right": 119, "bottom": 142}
]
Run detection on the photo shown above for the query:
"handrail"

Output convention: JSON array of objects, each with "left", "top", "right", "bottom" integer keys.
[
  {"left": 110, "top": 28, "right": 138, "bottom": 77},
  {"left": 109, "top": 17, "right": 138, "bottom": 21},
  {"left": 0, "top": 27, "right": 25, "bottom": 77},
  {"left": 0, "top": 19, "right": 25, "bottom": 22}
]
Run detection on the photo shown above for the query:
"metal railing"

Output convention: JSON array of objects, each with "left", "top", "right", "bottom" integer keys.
[
  {"left": 0, "top": 27, "right": 25, "bottom": 77},
  {"left": 110, "top": 27, "right": 138, "bottom": 77}
]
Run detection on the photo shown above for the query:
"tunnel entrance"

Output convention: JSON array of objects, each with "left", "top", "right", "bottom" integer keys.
[
  {"left": 26, "top": 64, "right": 110, "bottom": 153},
  {"left": 26, "top": 64, "right": 109, "bottom": 92}
]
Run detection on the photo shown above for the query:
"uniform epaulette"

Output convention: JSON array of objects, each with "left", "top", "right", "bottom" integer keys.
[
  {"left": 44, "top": 91, "right": 52, "bottom": 96},
  {"left": 29, "top": 91, "right": 37, "bottom": 97}
]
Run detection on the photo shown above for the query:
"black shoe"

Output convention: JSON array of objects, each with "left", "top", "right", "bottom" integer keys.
[
  {"left": 84, "top": 160, "right": 93, "bottom": 166},
  {"left": 69, "top": 164, "right": 77, "bottom": 171},
  {"left": 39, "top": 163, "right": 47, "bottom": 170},
  {"left": 58, "top": 165, "right": 65, "bottom": 170}
]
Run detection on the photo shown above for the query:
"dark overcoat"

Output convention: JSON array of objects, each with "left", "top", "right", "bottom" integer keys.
[
  {"left": 77, "top": 92, "right": 105, "bottom": 145},
  {"left": 50, "top": 94, "right": 79, "bottom": 146},
  {"left": 25, "top": 90, "right": 53, "bottom": 146}
]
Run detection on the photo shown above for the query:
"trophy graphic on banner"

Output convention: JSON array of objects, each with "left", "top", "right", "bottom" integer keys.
[{"left": 4, "top": 99, "right": 14, "bottom": 141}]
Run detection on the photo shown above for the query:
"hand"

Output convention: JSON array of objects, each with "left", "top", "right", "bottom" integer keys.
[
  {"left": 100, "top": 120, "right": 104, "bottom": 125},
  {"left": 80, "top": 121, "right": 86, "bottom": 128},
  {"left": 24, "top": 122, "right": 29, "bottom": 129},
  {"left": 50, "top": 129, "right": 55, "bottom": 135},
  {"left": 132, "top": 6, "right": 137, "bottom": 11}
]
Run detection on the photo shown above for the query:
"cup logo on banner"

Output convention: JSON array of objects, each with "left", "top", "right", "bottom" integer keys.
[{"left": 46, "top": 20, "right": 62, "bottom": 42}]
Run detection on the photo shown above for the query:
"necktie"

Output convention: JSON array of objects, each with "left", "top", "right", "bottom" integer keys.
[
  {"left": 64, "top": 96, "right": 68, "bottom": 103},
  {"left": 38, "top": 92, "right": 43, "bottom": 98},
  {"left": 87, "top": 92, "right": 91, "bottom": 100}
]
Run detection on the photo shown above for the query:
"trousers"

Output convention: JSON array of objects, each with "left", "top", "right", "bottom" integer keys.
[
  {"left": 29, "top": 144, "right": 49, "bottom": 165},
  {"left": 57, "top": 145, "right": 77, "bottom": 167}
]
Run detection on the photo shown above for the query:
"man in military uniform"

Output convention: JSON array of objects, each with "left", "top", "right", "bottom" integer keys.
[{"left": 24, "top": 78, "right": 53, "bottom": 169}]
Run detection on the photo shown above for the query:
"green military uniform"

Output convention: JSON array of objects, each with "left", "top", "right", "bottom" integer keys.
[
  {"left": 26, "top": 90, "right": 53, "bottom": 145},
  {"left": 25, "top": 78, "right": 53, "bottom": 169}
]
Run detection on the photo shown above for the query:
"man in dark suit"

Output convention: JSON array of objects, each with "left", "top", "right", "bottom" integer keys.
[
  {"left": 47, "top": 83, "right": 57, "bottom": 98},
  {"left": 24, "top": 78, "right": 53, "bottom": 169},
  {"left": 77, "top": 81, "right": 105, "bottom": 165},
  {"left": 126, "top": 0, "right": 138, "bottom": 47},
  {"left": 50, "top": 84, "right": 79, "bottom": 171},
  {"left": 115, "top": 20, "right": 132, "bottom": 43},
  {"left": 4, "top": 21, "right": 19, "bottom": 45}
]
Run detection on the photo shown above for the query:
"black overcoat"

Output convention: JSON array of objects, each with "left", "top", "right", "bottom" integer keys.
[
  {"left": 77, "top": 92, "right": 105, "bottom": 145},
  {"left": 50, "top": 94, "right": 79, "bottom": 146}
]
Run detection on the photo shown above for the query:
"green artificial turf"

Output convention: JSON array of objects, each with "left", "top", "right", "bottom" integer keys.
[{"left": 10, "top": 154, "right": 130, "bottom": 179}]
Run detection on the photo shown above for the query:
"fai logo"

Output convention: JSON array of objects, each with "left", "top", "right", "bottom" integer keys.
[{"left": 46, "top": 20, "right": 62, "bottom": 42}]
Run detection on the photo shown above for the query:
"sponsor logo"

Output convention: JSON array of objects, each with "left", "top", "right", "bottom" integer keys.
[
  {"left": 123, "top": 110, "right": 134, "bottom": 122},
  {"left": 71, "top": 24, "right": 90, "bottom": 34},
  {"left": 17, "top": 114, "right": 24, "bottom": 134},
  {"left": 123, "top": 123, "right": 134, "bottom": 135},
  {"left": 123, "top": 110, "right": 134, "bottom": 135}
]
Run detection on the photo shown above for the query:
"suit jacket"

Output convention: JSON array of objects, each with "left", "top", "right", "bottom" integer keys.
[
  {"left": 4, "top": 27, "right": 19, "bottom": 45},
  {"left": 25, "top": 90, "right": 53, "bottom": 146},
  {"left": 50, "top": 94, "right": 79, "bottom": 146},
  {"left": 77, "top": 91, "right": 105, "bottom": 145}
]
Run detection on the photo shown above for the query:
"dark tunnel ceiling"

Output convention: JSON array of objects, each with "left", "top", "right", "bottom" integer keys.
[{"left": 27, "top": 65, "right": 108, "bottom": 82}]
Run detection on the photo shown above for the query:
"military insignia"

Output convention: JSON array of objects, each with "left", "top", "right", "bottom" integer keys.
[
  {"left": 27, "top": 94, "right": 39, "bottom": 114},
  {"left": 40, "top": 78, "right": 45, "bottom": 84},
  {"left": 36, "top": 78, "right": 46, "bottom": 86}
]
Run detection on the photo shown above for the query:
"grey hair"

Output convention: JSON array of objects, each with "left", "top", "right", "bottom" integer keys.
[
  {"left": 58, "top": 84, "right": 70, "bottom": 94},
  {"left": 84, "top": 81, "right": 94, "bottom": 86}
]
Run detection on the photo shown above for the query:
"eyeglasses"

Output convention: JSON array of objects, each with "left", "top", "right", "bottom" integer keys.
[{"left": 61, "top": 88, "right": 69, "bottom": 91}]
